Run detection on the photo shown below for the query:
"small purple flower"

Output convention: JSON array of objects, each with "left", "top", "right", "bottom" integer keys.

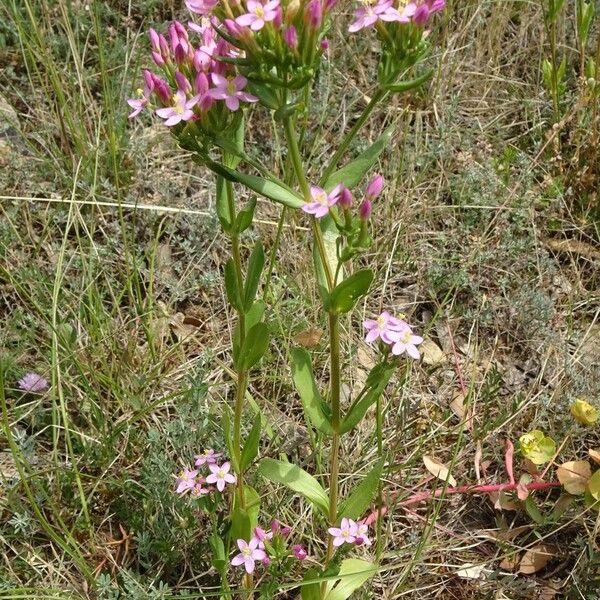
[
  {"left": 231, "top": 538, "right": 267, "bottom": 574},
  {"left": 190, "top": 480, "right": 210, "bottom": 496},
  {"left": 127, "top": 70, "right": 154, "bottom": 118},
  {"left": 17, "top": 372, "right": 49, "bottom": 393},
  {"left": 236, "top": 0, "right": 281, "bottom": 31},
  {"left": 292, "top": 544, "right": 308, "bottom": 560},
  {"left": 208, "top": 74, "right": 258, "bottom": 111},
  {"left": 328, "top": 517, "right": 358, "bottom": 547},
  {"left": 302, "top": 184, "right": 342, "bottom": 218},
  {"left": 175, "top": 468, "right": 198, "bottom": 494},
  {"left": 155, "top": 91, "right": 199, "bottom": 126},
  {"left": 206, "top": 461, "right": 236, "bottom": 492},
  {"left": 363, "top": 311, "right": 408, "bottom": 344},
  {"left": 194, "top": 448, "right": 222, "bottom": 466}
]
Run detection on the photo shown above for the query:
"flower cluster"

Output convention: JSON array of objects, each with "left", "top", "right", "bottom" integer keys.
[
  {"left": 349, "top": 0, "right": 445, "bottom": 32},
  {"left": 17, "top": 372, "right": 49, "bottom": 392},
  {"left": 231, "top": 521, "right": 307, "bottom": 574},
  {"left": 128, "top": 18, "right": 257, "bottom": 136},
  {"left": 175, "top": 449, "right": 236, "bottom": 495},
  {"left": 364, "top": 311, "right": 423, "bottom": 359},
  {"left": 328, "top": 517, "right": 371, "bottom": 547}
]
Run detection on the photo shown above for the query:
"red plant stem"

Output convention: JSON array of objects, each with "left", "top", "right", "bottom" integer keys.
[{"left": 363, "top": 481, "right": 561, "bottom": 526}]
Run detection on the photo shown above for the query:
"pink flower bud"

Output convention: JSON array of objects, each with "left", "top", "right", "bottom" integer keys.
[
  {"left": 151, "top": 51, "right": 165, "bottom": 67},
  {"left": 283, "top": 26, "right": 298, "bottom": 50},
  {"left": 280, "top": 526, "right": 291, "bottom": 538},
  {"left": 305, "top": 0, "right": 322, "bottom": 28},
  {"left": 339, "top": 187, "right": 352, "bottom": 208},
  {"left": 152, "top": 75, "right": 172, "bottom": 105},
  {"left": 320, "top": 38, "right": 329, "bottom": 50},
  {"left": 262, "top": 556, "right": 271, "bottom": 566},
  {"left": 159, "top": 34, "right": 170, "bottom": 58},
  {"left": 195, "top": 71, "right": 209, "bottom": 95},
  {"left": 224, "top": 18, "right": 244, "bottom": 37},
  {"left": 273, "top": 6, "right": 283, "bottom": 28},
  {"left": 175, "top": 71, "right": 192, "bottom": 93},
  {"left": 292, "top": 544, "right": 307, "bottom": 560},
  {"left": 173, "top": 21, "right": 188, "bottom": 41},
  {"left": 270, "top": 520, "right": 280, "bottom": 533},
  {"left": 142, "top": 69, "right": 155, "bottom": 91},
  {"left": 354, "top": 537, "right": 365, "bottom": 546},
  {"left": 174, "top": 42, "right": 188, "bottom": 64},
  {"left": 413, "top": 4, "right": 430, "bottom": 25},
  {"left": 366, "top": 175, "right": 384, "bottom": 200},
  {"left": 359, "top": 199, "right": 372, "bottom": 220},
  {"left": 324, "top": 0, "right": 338, "bottom": 10},
  {"left": 148, "top": 28, "right": 160, "bottom": 51}
]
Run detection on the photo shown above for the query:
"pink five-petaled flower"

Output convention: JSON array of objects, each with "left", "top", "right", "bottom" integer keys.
[
  {"left": 175, "top": 468, "right": 198, "bottom": 494},
  {"left": 206, "top": 461, "right": 236, "bottom": 492},
  {"left": 191, "top": 480, "right": 210, "bottom": 496},
  {"left": 363, "top": 311, "right": 408, "bottom": 344},
  {"left": 208, "top": 74, "right": 258, "bottom": 111},
  {"left": 127, "top": 71, "right": 154, "bottom": 118},
  {"left": 236, "top": 0, "right": 280, "bottom": 31},
  {"left": 292, "top": 544, "right": 308, "bottom": 560},
  {"left": 252, "top": 527, "right": 273, "bottom": 549},
  {"left": 389, "top": 327, "right": 423, "bottom": 359},
  {"left": 354, "top": 521, "right": 372, "bottom": 546},
  {"left": 155, "top": 91, "right": 199, "bottom": 126},
  {"left": 302, "top": 185, "right": 342, "bottom": 218},
  {"left": 194, "top": 448, "right": 222, "bottom": 466},
  {"left": 231, "top": 538, "right": 267, "bottom": 574},
  {"left": 328, "top": 517, "right": 358, "bottom": 547},
  {"left": 185, "top": 0, "right": 218, "bottom": 14},
  {"left": 348, "top": 0, "right": 402, "bottom": 32},
  {"left": 18, "top": 372, "right": 49, "bottom": 392}
]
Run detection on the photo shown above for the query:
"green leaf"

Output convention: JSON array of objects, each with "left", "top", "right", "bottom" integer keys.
[
  {"left": 206, "top": 160, "right": 303, "bottom": 209},
  {"left": 382, "top": 68, "right": 434, "bottom": 93},
  {"left": 313, "top": 215, "right": 339, "bottom": 303},
  {"left": 209, "top": 533, "right": 227, "bottom": 572},
  {"left": 587, "top": 469, "right": 600, "bottom": 500},
  {"left": 290, "top": 348, "right": 333, "bottom": 436},
  {"left": 340, "top": 362, "right": 395, "bottom": 434},
  {"left": 323, "top": 559, "right": 377, "bottom": 600},
  {"left": 224, "top": 258, "right": 242, "bottom": 311},
  {"left": 321, "top": 125, "right": 395, "bottom": 191},
  {"left": 257, "top": 458, "right": 329, "bottom": 515},
  {"left": 274, "top": 101, "right": 303, "bottom": 121},
  {"left": 240, "top": 413, "right": 262, "bottom": 471},
  {"left": 243, "top": 240, "right": 264, "bottom": 311},
  {"left": 328, "top": 269, "right": 374, "bottom": 314},
  {"left": 239, "top": 322, "right": 269, "bottom": 370},
  {"left": 233, "top": 300, "right": 266, "bottom": 367},
  {"left": 524, "top": 496, "right": 545, "bottom": 525},
  {"left": 247, "top": 81, "right": 280, "bottom": 110},
  {"left": 216, "top": 176, "right": 232, "bottom": 232},
  {"left": 301, "top": 569, "right": 322, "bottom": 600},
  {"left": 236, "top": 485, "right": 261, "bottom": 530},
  {"left": 222, "top": 406, "right": 239, "bottom": 472},
  {"left": 337, "top": 459, "right": 385, "bottom": 521},
  {"left": 235, "top": 196, "right": 257, "bottom": 234},
  {"left": 230, "top": 507, "right": 251, "bottom": 542}
]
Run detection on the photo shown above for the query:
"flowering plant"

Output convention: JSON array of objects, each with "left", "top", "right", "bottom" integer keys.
[{"left": 129, "top": 0, "right": 446, "bottom": 597}]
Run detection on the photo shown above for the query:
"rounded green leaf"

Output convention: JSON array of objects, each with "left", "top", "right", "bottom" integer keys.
[{"left": 329, "top": 269, "right": 374, "bottom": 314}]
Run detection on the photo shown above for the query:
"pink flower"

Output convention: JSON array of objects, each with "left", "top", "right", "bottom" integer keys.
[
  {"left": 17, "top": 372, "right": 49, "bottom": 392},
  {"left": 363, "top": 311, "right": 408, "bottom": 344},
  {"left": 155, "top": 91, "right": 199, "bottom": 126},
  {"left": 194, "top": 449, "right": 222, "bottom": 466},
  {"left": 185, "top": 0, "right": 218, "bottom": 14},
  {"left": 191, "top": 480, "right": 210, "bottom": 496},
  {"left": 413, "top": 0, "right": 445, "bottom": 25},
  {"left": 292, "top": 544, "right": 307, "bottom": 560},
  {"left": 127, "top": 70, "right": 154, "bottom": 118},
  {"left": 354, "top": 521, "right": 371, "bottom": 546},
  {"left": 208, "top": 74, "right": 258, "bottom": 111},
  {"left": 175, "top": 468, "right": 198, "bottom": 494},
  {"left": 389, "top": 327, "right": 423, "bottom": 359},
  {"left": 366, "top": 174, "right": 384, "bottom": 200},
  {"left": 328, "top": 517, "right": 358, "bottom": 547},
  {"left": 206, "top": 461, "right": 236, "bottom": 492},
  {"left": 252, "top": 527, "right": 273, "bottom": 549},
  {"left": 236, "top": 0, "right": 281, "bottom": 31},
  {"left": 348, "top": 0, "right": 402, "bottom": 32},
  {"left": 231, "top": 538, "right": 267, "bottom": 574},
  {"left": 302, "top": 184, "right": 342, "bottom": 218}
]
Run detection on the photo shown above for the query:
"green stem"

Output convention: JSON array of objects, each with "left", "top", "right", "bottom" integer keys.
[
  {"left": 375, "top": 395, "right": 383, "bottom": 561},
  {"left": 319, "top": 87, "right": 388, "bottom": 185}
]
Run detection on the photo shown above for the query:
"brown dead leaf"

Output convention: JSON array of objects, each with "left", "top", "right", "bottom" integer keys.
[
  {"left": 488, "top": 490, "right": 518, "bottom": 511},
  {"left": 543, "top": 238, "right": 600, "bottom": 259},
  {"left": 539, "top": 585, "right": 559, "bottom": 599},
  {"left": 589, "top": 449, "right": 600, "bottom": 465},
  {"left": 293, "top": 327, "right": 323, "bottom": 348},
  {"left": 556, "top": 460, "right": 591, "bottom": 495},
  {"left": 421, "top": 339, "right": 445, "bottom": 366},
  {"left": 522, "top": 459, "right": 540, "bottom": 476},
  {"left": 519, "top": 544, "right": 556, "bottom": 574},
  {"left": 495, "top": 525, "right": 530, "bottom": 541},
  {"left": 357, "top": 345, "right": 376, "bottom": 370},
  {"left": 449, "top": 392, "right": 473, "bottom": 430},
  {"left": 169, "top": 313, "right": 201, "bottom": 342},
  {"left": 499, "top": 554, "right": 520, "bottom": 571},
  {"left": 422, "top": 455, "right": 457, "bottom": 486}
]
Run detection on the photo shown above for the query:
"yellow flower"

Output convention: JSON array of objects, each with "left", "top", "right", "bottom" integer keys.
[
  {"left": 519, "top": 430, "right": 556, "bottom": 465},
  {"left": 570, "top": 399, "right": 599, "bottom": 426}
]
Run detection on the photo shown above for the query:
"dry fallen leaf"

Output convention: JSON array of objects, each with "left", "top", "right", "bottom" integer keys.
[
  {"left": 519, "top": 544, "right": 556, "bottom": 574},
  {"left": 421, "top": 339, "right": 445, "bottom": 366},
  {"left": 293, "top": 327, "right": 323, "bottom": 348},
  {"left": 499, "top": 554, "right": 520, "bottom": 571},
  {"left": 589, "top": 449, "right": 600, "bottom": 465},
  {"left": 422, "top": 455, "right": 457, "bottom": 486},
  {"left": 488, "top": 490, "right": 518, "bottom": 511},
  {"left": 455, "top": 563, "right": 490, "bottom": 580},
  {"left": 556, "top": 460, "right": 591, "bottom": 495},
  {"left": 449, "top": 392, "right": 474, "bottom": 430}
]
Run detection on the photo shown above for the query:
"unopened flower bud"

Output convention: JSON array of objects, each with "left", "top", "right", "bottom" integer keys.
[
  {"left": 159, "top": 34, "right": 170, "bottom": 59},
  {"left": 273, "top": 6, "right": 283, "bottom": 28},
  {"left": 262, "top": 556, "right": 271, "bottom": 566},
  {"left": 175, "top": 71, "right": 192, "bottom": 94},
  {"left": 292, "top": 544, "right": 307, "bottom": 560},
  {"left": 142, "top": 69, "right": 155, "bottom": 91},
  {"left": 354, "top": 537, "right": 365, "bottom": 546},
  {"left": 359, "top": 199, "right": 372, "bottom": 220},
  {"left": 195, "top": 71, "right": 209, "bottom": 95},
  {"left": 366, "top": 175, "right": 384, "bottom": 200},
  {"left": 305, "top": 0, "right": 322, "bottom": 28},
  {"left": 284, "top": 26, "right": 298, "bottom": 50},
  {"left": 320, "top": 38, "right": 329, "bottom": 50},
  {"left": 285, "top": 0, "right": 301, "bottom": 22},
  {"left": 151, "top": 51, "right": 165, "bottom": 67},
  {"left": 148, "top": 28, "right": 160, "bottom": 51},
  {"left": 339, "top": 187, "right": 352, "bottom": 208},
  {"left": 280, "top": 526, "right": 291, "bottom": 538}
]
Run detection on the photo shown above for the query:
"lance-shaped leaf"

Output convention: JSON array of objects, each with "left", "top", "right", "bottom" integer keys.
[
  {"left": 382, "top": 68, "right": 434, "bottom": 93},
  {"left": 340, "top": 362, "right": 395, "bottom": 434},
  {"left": 323, "top": 559, "right": 377, "bottom": 600},
  {"left": 235, "top": 196, "right": 257, "bottom": 234},
  {"left": 206, "top": 160, "right": 303, "bottom": 209},
  {"left": 233, "top": 300, "right": 265, "bottom": 367},
  {"left": 243, "top": 240, "right": 264, "bottom": 311},
  {"left": 328, "top": 269, "right": 374, "bottom": 314},
  {"left": 230, "top": 507, "right": 251, "bottom": 543},
  {"left": 300, "top": 569, "right": 322, "bottom": 600},
  {"left": 222, "top": 406, "right": 239, "bottom": 472},
  {"left": 239, "top": 322, "right": 269, "bottom": 370},
  {"left": 224, "top": 258, "right": 242, "bottom": 311},
  {"left": 257, "top": 458, "right": 329, "bottom": 515},
  {"left": 240, "top": 413, "right": 262, "bottom": 472},
  {"left": 291, "top": 347, "right": 333, "bottom": 436},
  {"left": 321, "top": 124, "right": 395, "bottom": 191},
  {"left": 216, "top": 175, "right": 233, "bottom": 232},
  {"left": 312, "top": 215, "right": 339, "bottom": 303},
  {"left": 234, "top": 485, "right": 261, "bottom": 530},
  {"left": 337, "top": 459, "right": 385, "bottom": 521}
]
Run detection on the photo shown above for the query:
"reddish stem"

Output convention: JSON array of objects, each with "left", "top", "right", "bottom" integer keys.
[{"left": 363, "top": 480, "right": 561, "bottom": 526}]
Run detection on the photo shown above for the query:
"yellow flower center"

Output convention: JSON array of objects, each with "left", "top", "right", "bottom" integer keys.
[
  {"left": 254, "top": 5, "right": 265, "bottom": 17},
  {"left": 217, "top": 469, "right": 225, "bottom": 478},
  {"left": 376, "top": 316, "right": 386, "bottom": 329},
  {"left": 174, "top": 104, "right": 184, "bottom": 115},
  {"left": 315, "top": 190, "right": 328, "bottom": 205},
  {"left": 226, "top": 81, "right": 237, "bottom": 95},
  {"left": 242, "top": 546, "right": 252, "bottom": 556},
  {"left": 401, "top": 330, "right": 412, "bottom": 343}
]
